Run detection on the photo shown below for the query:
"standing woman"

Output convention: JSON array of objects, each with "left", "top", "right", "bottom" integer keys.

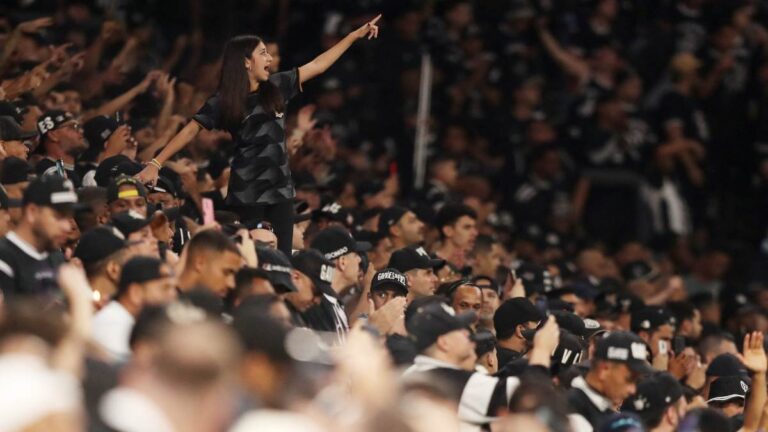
[{"left": 136, "top": 15, "right": 382, "bottom": 254}]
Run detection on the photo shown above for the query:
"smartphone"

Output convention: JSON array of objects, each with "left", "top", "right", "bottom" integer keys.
[
  {"left": 658, "top": 340, "right": 668, "bottom": 355},
  {"left": 673, "top": 336, "right": 686, "bottom": 354},
  {"left": 202, "top": 197, "right": 214, "bottom": 225}
]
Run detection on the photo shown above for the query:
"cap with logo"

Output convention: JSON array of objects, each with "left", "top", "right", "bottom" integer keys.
[
  {"left": 0, "top": 115, "right": 36, "bottom": 141},
  {"left": 630, "top": 307, "right": 675, "bottom": 333},
  {"left": 291, "top": 249, "right": 335, "bottom": 294},
  {"left": 22, "top": 175, "right": 78, "bottom": 212},
  {"left": 310, "top": 226, "right": 371, "bottom": 261},
  {"left": 0, "top": 102, "right": 26, "bottom": 123},
  {"left": 256, "top": 247, "right": 297, "bottom": 293},
  {"left": 388, "top": 246, "right": 445, "bottom": 273},
  {"left": 372, "top": 268, "right": 408, "bottom": 295},
  {"left": 707, "top": 376, "right": 751, "bottom": 404},
  {"left": 111, "top": 210, "right": 151, "bottom": 237},
  {"left": 593, "top": 331, "right": 654, "bottom": 375},
  {"left": 74, "top": 226, "right": 127, "bottom": 265},
  {"left": 312, "top": 202, "right": 354, "bottom": 227},
  {"left": 378, "top": 206, "right": 409, "bottom": 236},
  {"left": 515, "top": 262, "right": 554, "bottom": 295},
  {"left": 621, "top": 372, "right": 684, "bottom": 415},
  {"left": 407, "top": 302, "right": 476, "bottom": 351},
  {"left": 551, "top": 330, "right": 585, "bottom": 374},
  {"left": 493, "top": 298, "right": 544, "bottom": 339},
  {"left": 107, "top": 175, "right": 148, "bottom": 204},
  {"left": 36, "top": 110, "right": 74, "bottom": 139},
  {"left": 1, "top": 157, "right": 32, "bottom": 185}
]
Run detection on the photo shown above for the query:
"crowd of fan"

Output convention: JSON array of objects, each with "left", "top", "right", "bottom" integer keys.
[{"left": 3, "top": 0, "right": 768, "bottom": 431}]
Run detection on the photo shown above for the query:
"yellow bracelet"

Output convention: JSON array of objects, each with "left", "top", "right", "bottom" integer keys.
[{"left": 149, "top": 159, "right": 162, "bottom": 169}]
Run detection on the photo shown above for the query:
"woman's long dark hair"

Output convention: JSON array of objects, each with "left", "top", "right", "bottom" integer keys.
[{"left": 219, "top": 35, "right": 284, "bottom": 130}]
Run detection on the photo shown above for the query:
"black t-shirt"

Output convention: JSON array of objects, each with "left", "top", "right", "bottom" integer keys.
[
  {"left": 35, "top": 158, "right": 83, "bottom": 188},
  {"left": 0, "top": 232, "right": 65, "bottom": 299},
  {"left": 193, "top": 69, "right": 301, "bottom": 206}
]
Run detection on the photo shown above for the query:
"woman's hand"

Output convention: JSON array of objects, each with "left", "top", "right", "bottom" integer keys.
[
  {"left": 351, "top": 14, "right": 382, "bottom": 40},
  {"left": 135, "top": 164, "right": 160, "bottom": 186}
]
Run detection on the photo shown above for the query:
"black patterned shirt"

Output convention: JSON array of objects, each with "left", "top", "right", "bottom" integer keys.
[{"left": 193, "top": 69, "right": 301, "bottom": 206}]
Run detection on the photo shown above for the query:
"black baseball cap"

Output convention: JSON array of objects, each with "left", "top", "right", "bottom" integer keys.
[
  {"left": 706, "top": 353, "right": 748, "bottom": 378},
  {"left": 631, "top": 307, "right": 675, "bottom": 333},
  {"left": 551, "top": 330, "right": 585, "bottom": 373},
  {"left": 472, "top": 275, "right": 502, "bottom": 296},
  {"left": 0, "top": 115, "right": 36, "bottom": 141},
  {"left": 312, "top": 202, "right": 354, "bottom": 227},
  {"left": 378, "top": 206, "right": 409, "bottom": 236},
  {"left": 107, "top": 175, "right": 148, "bottom": 204},
  {"left": 256, "top": 247, "right": 297, "bottom": 293},
  {"left": 148, "top": 176, "right": 179, "bottom": 198},
  {"left": 74, "top": 226, "right": 127, "bottom": 265},
  {"left": 95, "top": 156, "right": 144, "bottom": 187},
  {"left": 310, "top": 226, "right": 371, "bottom": 261},
  {"left": 621, "top": 372, "right": 684, "bottom": 416},
  {"left": 22, "top": 175, "right": 78, "bottom": 212},
  {"left": 407, "top": 302, "right": 476, "bottom": 351},
  {"left": 371, "top": 268, "right": 408, "bottom": 295},
  {"left": 707, "top": 376, "right": 751, "bottom": 404},
  {"left": 117, "top": 256, "right": 168, "bottom": 297},
  {"left": 551, "top": 310, "right": 588, "bottom": 339},
  {"left": 111, "top": 211, "right": 151, "bottom": 237},
  {"left": 493, "top": 298, "right": 544, "bottom": 339},
  {"left": 0, "top": 102, "right": 26, "bottom": 123},
  {"left": 388, "top": 246, "right": 445, "bottom": 273},
  {"left": 515, "top": 262, "right": 554, "bottom": 295},
  {"left": 291, "top": 249, "right": 335, "bottom": 294},
  {"left": 593, "top": 331, "right": 654, "bottom": 375},
  {"left": 0, "top": 187, "right": 20, "bottom": 210},
  {"left": 83, "top": 115, "right": 118, "bottom": 151},
  {"left": 36, "top": 110, "right": 74, "bottom": 139},
  {"left": 1, "top": 157, "right": 32, "bottom": 185}
]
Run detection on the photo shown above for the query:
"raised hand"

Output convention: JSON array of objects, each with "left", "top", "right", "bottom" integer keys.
[
  {"left": 135, "top": 164, "right": 160, "bottom": 186},
  {"left": 352, "top": 14, "right": 382, "bottom": 40},
  {"left": 297, "top": 104, "right": 317, "bottom": 131},
  {"left": 16, "top": 17, "right": 54, "bottom": 34},
  {"left": 737, "top": 331, "right": 767, "bottom": 374}
]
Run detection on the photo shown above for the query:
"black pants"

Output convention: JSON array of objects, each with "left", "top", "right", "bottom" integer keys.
[{"left": 232, "top": 200, "right": 294, "bottom": 255}]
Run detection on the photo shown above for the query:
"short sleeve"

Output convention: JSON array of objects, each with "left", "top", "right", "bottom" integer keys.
[
  {"left": 192, "top": 94, "right": 222, "bottom": 130},
  {"left": 268, "top": 68, "right": 302, "bottom": 103}
]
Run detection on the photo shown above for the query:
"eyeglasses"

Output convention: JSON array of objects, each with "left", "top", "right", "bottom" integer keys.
[{"left": 57, "top": 122, "right": 82, "bottom": 132}]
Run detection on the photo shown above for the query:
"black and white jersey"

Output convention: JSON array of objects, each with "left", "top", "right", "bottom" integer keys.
[
  {"left": 0, "top": 232, "right": 65, "bottom": 299},
  {"left": 403, "top": 355, "right": 519, "bottom": 428}
]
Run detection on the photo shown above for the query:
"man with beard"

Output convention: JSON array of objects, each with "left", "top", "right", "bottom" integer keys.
[
  {"left": 35, "top": 110, "right": 88, "bottom": 187},
  {"left": 0, "top": 176, "right": 76, "bottom": 298}
]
